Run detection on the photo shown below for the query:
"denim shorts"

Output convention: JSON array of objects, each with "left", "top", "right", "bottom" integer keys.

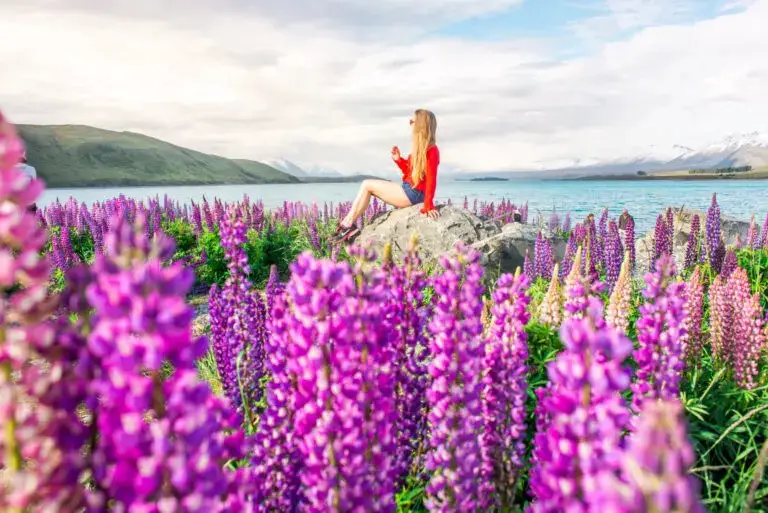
[{"left": 402, "top": 181, "right": 425, "bottom": 205}]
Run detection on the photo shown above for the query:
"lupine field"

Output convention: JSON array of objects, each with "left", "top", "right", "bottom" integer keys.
[{"left": 3, "top": 111, "right": 768, "bottom": 512}]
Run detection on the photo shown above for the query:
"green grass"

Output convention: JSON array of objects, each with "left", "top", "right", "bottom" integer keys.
[{"left": 17, "top": 124, "right": 301, "bottom": 188}]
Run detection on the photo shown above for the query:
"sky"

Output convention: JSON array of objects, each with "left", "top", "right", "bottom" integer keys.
[{"left": 0, "top": 0, "right": 766, "bottom": 175}]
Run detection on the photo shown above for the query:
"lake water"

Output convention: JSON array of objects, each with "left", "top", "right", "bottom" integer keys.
[{"left": 39, "top": 179, "right": 768, "bottom": 233}]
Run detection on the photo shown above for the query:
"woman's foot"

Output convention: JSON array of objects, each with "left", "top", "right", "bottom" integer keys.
[{"left": 331, "top": 223, "right": 360, "bottom": 244}]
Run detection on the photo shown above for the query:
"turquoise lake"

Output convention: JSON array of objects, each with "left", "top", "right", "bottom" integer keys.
[{"left": 39, "top": 179, "right": 768, "bottom": 233}]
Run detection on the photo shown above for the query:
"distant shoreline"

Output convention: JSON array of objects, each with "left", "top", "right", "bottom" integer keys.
[
  {"left": 553, "top": 172, "right": 768, "bottom": 181},
  {"left": 43, "top": 174, "right": 376, "bottom": 190}
]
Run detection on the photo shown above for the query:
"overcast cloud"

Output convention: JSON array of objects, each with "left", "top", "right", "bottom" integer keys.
[{"left": 0, "top": 0, "right": 766, "bottom": 174}]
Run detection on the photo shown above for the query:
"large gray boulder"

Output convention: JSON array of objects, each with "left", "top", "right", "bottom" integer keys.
[
  {"left": 354, "top": 205, "right": 564, "bottom": 275},
  {"left": 633, "top": 206, "right": 750, "bottom": 277},
  {"left": 471, "top": 222, "right": 566, "bottom": 275},
  {"left": 354, "top": 205, "right": 500, "bottom": 263}
]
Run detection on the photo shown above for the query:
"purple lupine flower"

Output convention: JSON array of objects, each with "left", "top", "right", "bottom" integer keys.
[
  {"left": 684, "top": 214, "right": 701, "bottom": 270},
  {"left": 425, "top": 244, "right": 486, "bottom": 512},
  {"left": 482, "top": 271, "right": 531, "bottom": 510},
  {"left": 631, "top": 256, "right": 687, "bottom": 413},
  {"left": 721, "top": 249, "right": 737, "bottom": 278},
  {"left": 681, "top": 267, "right": 704, "bottom": 363},
  {"left": 534, "top": 232, "right": 553, "bottom": 280},
  {"left": 386, "top": 237, "right": 431, "bottom": 486},
  {"left": 307, "top": 218, "right": 320, "bottom": 251},
  {"left": 563, "top": 248, "right": 605, "bottom": 320},
  {"left": 760, "top": 212, "right": 768, "bottom": 248},
  {"left": 559, "top": 232, "right": 577, "bottom": 279},
  {"left": 523, "top": 249, "right": 534, "bottom": 281},
  {"left": 728, "top": 268, "right": 765, "bottom": 390},
  {"left": 583, "top": 216, "right": 599, "bottom": 280},
  {"left": 248, "top": 287, "right": 302, "bottom": 510},
  {"left": 706, "top": 193, "right": 723, "bottom": 272},
  {"left": 609, "top": 400, "right": 705, "bottom": 512},
  {"left": 208, "top": 214, "right": 267, "bottom": 416},
  {"left": 653, "top": 214, "right": 670, "bottom": 261},
  {"left": 666, "top": 207, "right": 675, "bottom": 248},
  {"left": 562, "top": 212, "right": 572, "bottom": 233},
  {"left": 604, "top": 220, "right": 622, "bottom": 293},
  {"left": 286, "top": 250, "right": 397, "bottom": 512},
  {"left": 548, "top": 209, "right": 560, "bottom": 233},
  {"left": 528, "top": 297, "right": 633, "bottom": 512}
]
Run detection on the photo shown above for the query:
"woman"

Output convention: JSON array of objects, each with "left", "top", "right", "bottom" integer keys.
[{"left": 332, "top": 108, "right": 440, "bottom": 243}]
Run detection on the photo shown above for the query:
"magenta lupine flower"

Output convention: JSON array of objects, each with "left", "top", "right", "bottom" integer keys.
[
  {"left": 728, "top": 268, "right": 765, "bottom": 390},
  {"left": 286, "top": 250, "right": 397, "bottom": 512},
  {"left": 708, "top": 275, "right": 732, "bottom": 365},
  {"left": 482, "top": 271, "right": 531, "bottom": 509},
  {"left": 681, "top": 267, "right": 704, "bottom": 363},
  {"left": 631, "top": 256, "right": 687, "bottom": 413},
  {"left": 721, "top": 249, "right": 737, "bottom": 278},
  {"left": 84, "top": 213, "right": 245, "bottom": 510},
  {"left": 523, "top": 249, "right": 534, "bottom": 281},
  {"left": 425, "top": 244, "right": 486, "bottom": 512},
  {"left": 385, "top": 237, "right": 432, "bottom": 486},
  {"left": 746, "top": 215, "right": 758, "bottom": 248},
  {"left": 684, "top": 214, "right": 701, "bottom": 270},
  {"left": 613, "top": 400, "right": 705, "bottom": 512},
  {"left": 563, "top": 249, "right": 606, "bottom": 320},
  {"left": 528, "top": 297, "right": 633, "bottom": 512},
  {"left": 706, "top": 193, "right": 723, "bottom": 272},
  {"left": 534, "top": 232, "right": 553, "bottom": 280},
  {"left": 0, "top": 111, "right": 67, "bottom": 511}
]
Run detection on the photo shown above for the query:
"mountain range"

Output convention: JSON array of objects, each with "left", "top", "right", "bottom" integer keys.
[
  {"left": 480, "top": 131, "right": 768, "bottom": 179},
  {"left": 263, "top": 158, "right": 343, "bottom": 178}
]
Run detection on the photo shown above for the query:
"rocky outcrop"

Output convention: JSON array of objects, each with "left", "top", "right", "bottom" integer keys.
[
  {"left": 633, "top": 207, "right": 750, "bottom": 277},
  {"left": 353, "top": 205, "right": 563, "bottom": 275},
  {"left": 471, "top": 222, "right": 566, "bottom": 275}
]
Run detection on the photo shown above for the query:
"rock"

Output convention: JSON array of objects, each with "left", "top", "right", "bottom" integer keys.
[
  {"left": 674, "top": 208, "right": 750, "bottom": 247},
  {"left": 354, "top": 205, "right": 501, "bottom": 263},
  {"left": 472, "top": 223, "right": 566, "bottom": 275},
  {"left": 633, "top": 206, "right": 750, "bottom": 277},
  {"left": 354, "top": 205, "right": 564, "bottom": 275}
]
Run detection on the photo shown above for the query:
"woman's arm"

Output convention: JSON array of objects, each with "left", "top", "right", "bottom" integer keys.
[
  {"left": 420, "top": 147, "right": 439, "bottom": 213},
  {"left": 395, "top": 155, "right": 410, "bottom": 178}
]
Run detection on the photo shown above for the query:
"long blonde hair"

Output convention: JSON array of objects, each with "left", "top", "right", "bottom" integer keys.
[{"left": 410, "top": 109, "right": 437, "bottom": 186}]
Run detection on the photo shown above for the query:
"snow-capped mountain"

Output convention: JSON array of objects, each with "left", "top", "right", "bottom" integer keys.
[
  {"left": 264, "top": 158, "right": 343, "bottom": 178},
  {"left": 666, "top": 131, "right": 768, "bottom": 169}
]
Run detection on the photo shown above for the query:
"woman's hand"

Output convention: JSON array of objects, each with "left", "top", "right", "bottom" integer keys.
[
  {"left": 422, "top": 209, "right": 439, "bottom": 219},
  {"left": 391, "top": 146, "right": 401, "bottom": 161}
]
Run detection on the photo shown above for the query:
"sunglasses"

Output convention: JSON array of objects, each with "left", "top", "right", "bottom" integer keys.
[{"left": 409, "top": 119, "right": 414, "bottom": 125}]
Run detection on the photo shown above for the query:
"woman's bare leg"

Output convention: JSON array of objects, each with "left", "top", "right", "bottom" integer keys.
[{"left": 341, "top": 179, "right": 412, "bottom": 227}]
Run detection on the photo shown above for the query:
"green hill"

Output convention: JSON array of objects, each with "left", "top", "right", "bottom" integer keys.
[{"left": 17, "top": 124, "right": 301, "bottom": 188}]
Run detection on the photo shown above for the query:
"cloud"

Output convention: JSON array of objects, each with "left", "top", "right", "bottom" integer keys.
[{"left": 0, "top": 0, "right": 767, "bottom": 174}]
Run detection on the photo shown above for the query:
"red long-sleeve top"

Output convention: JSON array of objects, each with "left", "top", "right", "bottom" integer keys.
[{"left": 394, "top": 145, "right": 440, "bottom": 213}]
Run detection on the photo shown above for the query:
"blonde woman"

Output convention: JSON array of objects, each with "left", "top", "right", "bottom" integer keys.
[{"left": 332, "top": 109, "right": 441, "bottom": 243}]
